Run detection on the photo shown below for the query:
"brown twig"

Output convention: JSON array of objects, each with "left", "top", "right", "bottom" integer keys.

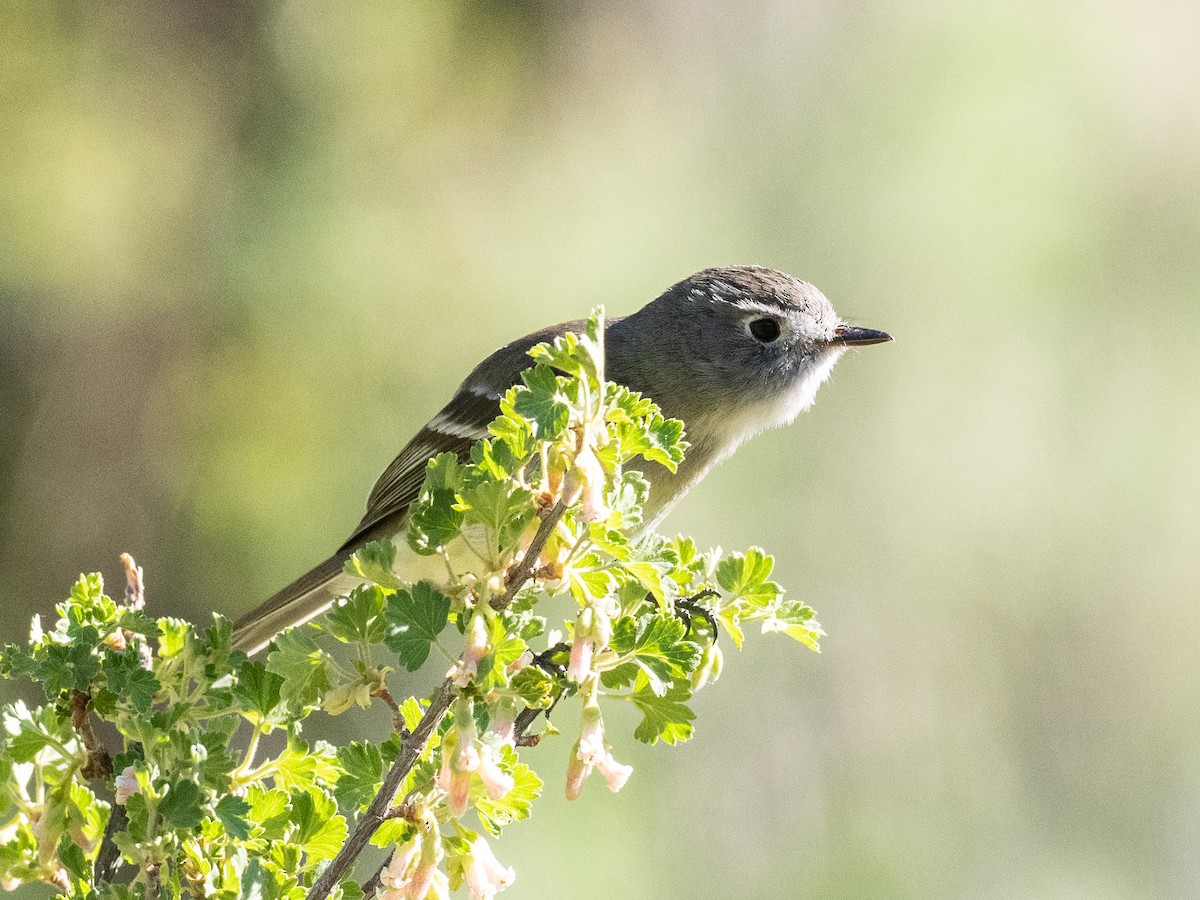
[
  {"left": 93, "top": 553, "right": 145, "bottom": 884},
  {"left": 93, "top": 803, "right": 127, "bottom": 883},
  {"left": 71, "top": 689, "right": 113, "bottom": 780},
  {"left": 372, "top": 685, "right": 409, "bottom": 738},
  {"left": 490, "top": 499, "right": 569, "bottom": 612},
  {"left": 305, "top": 679, "right": 458, "bottom": 900},
  {"left": 513, "top": 687, "right": 566, "bottom": 747},
  {"left": 360, "top": 859, "right": 389, "bottom": 899}
]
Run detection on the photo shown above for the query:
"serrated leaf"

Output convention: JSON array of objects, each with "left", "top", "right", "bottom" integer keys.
[
  {"left": 407, "top": 454, "right": 468, "bottom": 554},
  {"left": 344, "top": 542, "right": 403, "bottom": 591},
  {"left": 103, "top": 652, "right": 160, "bottom": 714},
  {"left": 324, "top": 584, "right": 389, "bottom": 644},
  {"left": 334, "top": 742, "right": 383, "bottom": 812},
  {"left": 265, "top": 628, "right": 331, "bottom": 711},
  {"left": 289, "top": 789, "right": 347, "bottom": 863},
  {"left": 399, "top": 696, "right": 425, "bottom": 732},
  {"left": 157, "top": 778, "right": 204, "bottom": 830},
  {"left": 512, "top": 364, "right": 571, "bottom": 438},
  {"left": 215, "top": 795, "right": 252, "bottom": 840},
  {"left": 602, "top": 614, "right": 702, "bottom": 696},
  {"left": 235, "top": 661, "right": 286, "bottom": 721},
  {"left": 457, "top": 479, "right": 537, "bottom": 561},
  {"left": 384, "top": 582, "right": 451, "bottom": 671},
  {"left": 761, "top": 600, "right": 824, "bottom": 651},
  {"left": 629, "top": 681, "right": 695, "bottom": 745},
  {"left": 716, "top": 548, "right": 781, "bottom": 608}
]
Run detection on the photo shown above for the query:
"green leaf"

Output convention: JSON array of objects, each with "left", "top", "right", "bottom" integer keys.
[
  {"left": 761, "top": 600, "right": 824, "bottom": 651},
  {"left": 399, "top": 696, "right": 425, "bottom": 732},
  {"left": 716, "top": 548, "right": 781, "bottom": 608},
  {"left": 215, "top": 794, "right": 252, "bottom": 841},
  {"left": 407, "top": 454, "right": 467, "bottom": 554},
  {"left": 102, "top": 652, "right": 161, "bottom": 714},
  {"left": 68, "top": 572, "right": 106, "bottom": 607},
  {"left": 265, "top": 629, "right": 331, "bottom": 711},
  {"left": 157, "top": 778, "right": 204, "bottom": 830},
  {"left": 235, "top": 661, "right": 287, "bottom": 721},
  {"left": 528, "top": 316, "right": 602, "bottom": 382},
  {"left": 271, "top": 738, "right": 342, "bottom": 795},
  {"left": 603, "top": 385, "right": 688, "bottom": 473},
  {"left": 384, "top": 582, "right": 451, "bottom": 671},
  {"left": 512, "top": 364, "right": 570, "bottom": 438},
  {"left": 246, "top": 785, "right": 290, "bottom": 839},
  {"left": 456, "top": 479, "right": 537, "bottom": 560},
  {"left": 344, "top": 541, "right": 403, "bottom": 591},
  {"left": 509, "top": 667, "right": 557, "bottom": 708},
  {"left": 290, "top": 789, "right": 347, "bottom": 864},
  {"left": 474, "top": 746, "right": 542, "bottom": 836},
  {"left": 629, "top": 680, "right": 696, "bottom": 745},
  {"left": 470, "top": 435, "right": 526, "bottom": 481},
  {"left": 334, "top": 742, "right": 384, "bottom": 812},
  {"left": 3, "top": 701, "right": 73, "bottom": 763},
  {"left": 716, "top": 607, "right": 746, "bottom": 649},
  {"left": 602, "top": 614, "right": 702, "bottom": 696},
  {"left": 324, "top": 584, "right": 389, "bottom": 645}
]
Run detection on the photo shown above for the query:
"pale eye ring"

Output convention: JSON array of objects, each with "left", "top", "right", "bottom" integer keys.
[{"left": 748, "top": 317, "right": 782, "bottom": 343}]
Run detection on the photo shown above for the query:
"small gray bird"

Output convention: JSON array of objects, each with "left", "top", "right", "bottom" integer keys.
[{"left": 232, "top": 266, "right": 891, "bottom": 653}]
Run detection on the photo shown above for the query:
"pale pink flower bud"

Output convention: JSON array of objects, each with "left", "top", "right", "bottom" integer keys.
[
  {"left": 595, "top": 748, "right": 633, "bottom": 793},
  {"left": 572, "top": 443, "right": 610, "bottom": 524},
  {"left": 488, "top": 696, "right": 519, "bottom": 746},
  {"left": 567, "top": 607, "right": 595, "bottom": 683},
  {"left": 576, "top": 705, "right": 605, "bottom": 765},
  {"left": 406, "top": 824, "right": 443, "bottom": 900},
  {"left": 564, "top": 739, "right": 589, "bottom": 801},
  {"left": 438, "top": 707, "right": 482, "bottom": 818},
  {"left": 378, "top": 840, "right": 419, "bottom": 896},
  {"left": 114, "top": 766, "right": 139, "bottom": 805},
  {"left": 438, "top": 747, "right": 474, "bottom": 818},
  {"left": 463, "top": 836, "right": 516, "bottom": 899},
  {"left": 566, "top": 634, "right": 593, "bottom": 684},
  {"left": 477, "top": 744, "right": 514, "bottom": 800},
  {"left": 450, "top": 611, "right": 491, "bottom": 686}
]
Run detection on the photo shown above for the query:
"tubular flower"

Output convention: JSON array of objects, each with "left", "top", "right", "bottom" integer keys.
[
  {"left": 462, "top": 835, "right": 516, "bottom": 900},
  {"left": 450, "top": 610, "right": 491, "bottom": 686},
  {"left": 438, "top": 702, "right": 481, "bottom": 817},
  {"left": 565, "top": 701, "right": 633, "bottom": 799},
  {"left": 571, "top": 441, "right": 610, "bottom": 524},
  {"left": 377, "top": 840, "right": 420, "bottom": 900},
  {"left": 114, "top": 766, "right": 140, "bottom": 805},
  {"left": 566, "top": 597, "right": 617, "bottom": 683},
  {"left": 487, "top": 694, "right": 521, "bottom": 746},
  {"left": 477, "top": 743, "right": 515, "bottom": 800}
]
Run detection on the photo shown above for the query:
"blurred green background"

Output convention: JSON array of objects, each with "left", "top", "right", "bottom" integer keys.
[{"left": 4, "top": 1, "right": 1200, "bottom": 897}]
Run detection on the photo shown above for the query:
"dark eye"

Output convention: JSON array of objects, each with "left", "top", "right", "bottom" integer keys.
[{"left": 748, "top": 317, "right": 781, "bottom": 343}]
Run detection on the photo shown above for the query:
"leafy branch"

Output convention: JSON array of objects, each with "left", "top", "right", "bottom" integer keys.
[{"left": 0, "top": 309, "right": 823, "bottom": 899}]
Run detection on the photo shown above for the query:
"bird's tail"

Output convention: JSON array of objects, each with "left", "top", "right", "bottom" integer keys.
[{"left": 231, "top": 551, "right": 358, "bottom": 655}]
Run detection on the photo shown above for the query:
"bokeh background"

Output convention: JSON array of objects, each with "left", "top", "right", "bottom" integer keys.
[{"left": 4, "top": 1, "right": 1200, "bottom": 897}]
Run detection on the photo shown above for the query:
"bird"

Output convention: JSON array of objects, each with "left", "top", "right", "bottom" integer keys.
[{"left": 231, "top": 265, "right": 891, "bottom": 653}]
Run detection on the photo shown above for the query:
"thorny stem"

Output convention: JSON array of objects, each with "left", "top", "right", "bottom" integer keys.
[{"left": 305, "top": 679, "right": 458, "bottom": 900}]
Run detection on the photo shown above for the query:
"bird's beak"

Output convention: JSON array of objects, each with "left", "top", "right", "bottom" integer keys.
[{"left": 830, "top": 324, "right": 893, "bottom": 346}]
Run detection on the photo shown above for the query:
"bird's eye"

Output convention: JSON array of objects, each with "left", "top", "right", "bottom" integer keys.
[{"left": 748, "top": 317, "right": 781, "bottom": 343}]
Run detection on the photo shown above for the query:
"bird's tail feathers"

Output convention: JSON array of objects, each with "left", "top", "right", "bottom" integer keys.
[{"left": 231, "top": 552, "right": 357, "bottom": 655}]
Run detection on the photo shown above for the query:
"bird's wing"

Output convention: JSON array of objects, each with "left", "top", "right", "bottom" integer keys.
[{"left": 338, "top": 320, "right": 586, "bottom": 552}]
